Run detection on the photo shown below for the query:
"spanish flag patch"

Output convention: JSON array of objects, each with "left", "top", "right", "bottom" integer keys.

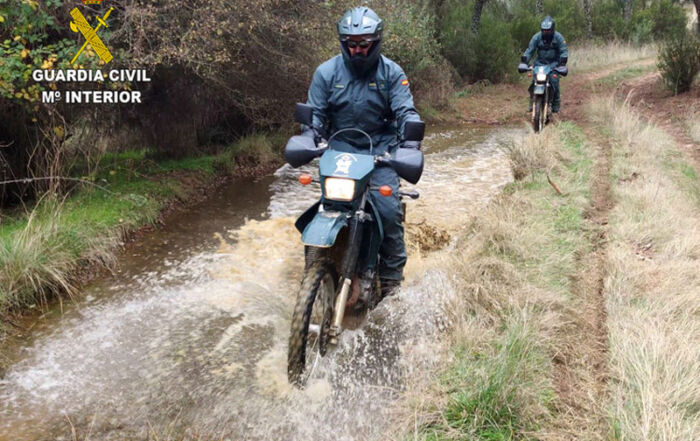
[{"left": 401, "top": 79, "right": 409, "bottom": 86}]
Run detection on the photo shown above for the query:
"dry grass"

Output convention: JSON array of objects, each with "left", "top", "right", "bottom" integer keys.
[
  {"left": 0, "top": 198, "right": 117, "bottom": 313},
  {"left": 686, "top": 107, "right": 700, "bottom": 143},
  {"left": 391, "top": 122, "right": 597, "bottom": 440},
  {"left": 569, "top": 42, "right": 656, "bottom": 73},
  {"left": 588, "top": 97, "right": 700, "bottom": 440}
]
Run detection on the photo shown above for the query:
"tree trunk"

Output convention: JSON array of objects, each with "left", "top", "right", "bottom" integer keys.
[
  {"left": 582, "top": 0, "right": 593, "bottom": 40},
  {"left": 623, "top": 0, "right": 633, "bottom": 23},
  {"left": 536, "top": 0, "right": 543, "bottom": 15},
  {"left": 694, "top": 0, "right": 700, "bottom": 34},
  {"left": 471, "top": 0, "right": 488, "bottom": 35}
]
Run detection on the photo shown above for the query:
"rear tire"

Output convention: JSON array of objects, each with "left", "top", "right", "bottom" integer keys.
[
  {"left": 287, "top": 258, "right": 337, "bottom": 387},
  {"left": 533, "top": 95, "right": 544, "bottom": 133}
]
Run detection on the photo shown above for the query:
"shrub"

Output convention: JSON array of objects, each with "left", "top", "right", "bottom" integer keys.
[
  {"left": 368, "top": 0, "right": 456, "bottom": 109},
  {"left": 592, "top": 0, "right": 629, "bottom": 41},
  {"left": 439, "top": 1, "right": 518, "bottom": 83},
  {"left": 657, "top": 31, "right": 700, "bottom": 94}
]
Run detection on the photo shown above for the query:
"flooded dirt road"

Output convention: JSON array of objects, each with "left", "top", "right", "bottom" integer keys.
[{"left": 0, "top": 126, "right": 518, "bottom": 441}]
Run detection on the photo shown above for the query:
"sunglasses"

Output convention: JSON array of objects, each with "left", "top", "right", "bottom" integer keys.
[{"left": 345, "top": 39, "right": 373, "bottom": 49}]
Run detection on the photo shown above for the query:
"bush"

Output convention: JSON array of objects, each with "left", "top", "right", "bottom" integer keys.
[
  {"left": 439, "top": 1, "right": 518, "bottom": 83},
  {"left": 658, "top": 31, "right": 700, "bottom": 94},
  {"left": 629, "top": 0, "right": 688, "bottom": 40},
  {"left": 591, "top": 0, "right": 688, "bottom": 43},
  {"left": 368, "top": 0, "right": 456, "bottom": 109},
  {"left": 592, "top": 0, "right": 629, "bottom": 41}
]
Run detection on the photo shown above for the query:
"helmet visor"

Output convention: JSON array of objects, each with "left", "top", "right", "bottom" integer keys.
[{"left": 340, "top": 34, "right": 380, "bottom": 43}]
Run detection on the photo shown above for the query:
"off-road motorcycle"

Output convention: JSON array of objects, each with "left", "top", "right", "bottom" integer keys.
[
  {"left": 284, "top": 103, "right": 425, "bottom": 386},
  {"left": 518, "top": 63, "right": 568, "bottom": 133}
]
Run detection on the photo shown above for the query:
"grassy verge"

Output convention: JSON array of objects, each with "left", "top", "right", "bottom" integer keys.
[
  {"left": 569, "top": 42, "right": 656, "bottom": 72},
  {"left": 589, "top": 64, "right": 656, "bottom": 90},
  {"left": 0, "top": 132, "right": 284, "bottom": 319},
  {"left": 398, "top": 123, "right": 596, "bottom": 440},
  {"left": 588, "top": 97, "right": 700, "bottom": 440},
  {"left": 685, "top": 107, "right": 700, "bottom": 143}
]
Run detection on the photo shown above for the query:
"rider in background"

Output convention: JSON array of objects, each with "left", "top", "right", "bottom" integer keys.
[
  {"left": 304, "top": 6, "right": 422, "bottom": 299},
  {"left": 521, "top": 16, "right": 568, "bottom": 114}
]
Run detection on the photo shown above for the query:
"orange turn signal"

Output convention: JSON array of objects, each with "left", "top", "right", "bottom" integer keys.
[
  {"left": 298, "top": 174, "right": 312, "bottom": 185},
  {"left": 379, "top": 185, "right": 393, "bottom": 197},
  {"left": 552, "top": 74, "right": 558, "bottom": 79},
  {"left": 527, "top": 72, "right": 532, "bottom": 77}
]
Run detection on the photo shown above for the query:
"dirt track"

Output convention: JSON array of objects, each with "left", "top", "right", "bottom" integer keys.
[{"left": 546, "top": 58, "right": 697, "bottom": 439}]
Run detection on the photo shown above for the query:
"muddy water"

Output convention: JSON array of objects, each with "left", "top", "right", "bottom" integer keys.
[{"left": 0, "top": 126, "right": 518, "bottom": 441}]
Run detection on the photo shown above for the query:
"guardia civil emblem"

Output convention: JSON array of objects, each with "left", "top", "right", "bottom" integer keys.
[{"left": 334, "top": 153, "right": 357, "bottom": 175}]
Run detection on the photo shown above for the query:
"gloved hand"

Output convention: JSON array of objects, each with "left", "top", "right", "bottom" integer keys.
[
  {"left": 558, "top": 57, "right": 567, "bottom": 66},
  {"left": 301, "top": 127, "right": 326, "bottom": 147},
  {"left": 521, "top": 55, "right": 529, "bottom": 64},
  {"left": 402, "top": 140, "right": 421, "bottom": 150}
]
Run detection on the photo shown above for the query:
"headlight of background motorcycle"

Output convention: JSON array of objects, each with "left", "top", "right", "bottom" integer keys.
[
  {"left": 536, "top": 73, "right": 547, "bottom": 82},
  {"left": 324, "top": 177, "right": 355, "bottom": 201}
]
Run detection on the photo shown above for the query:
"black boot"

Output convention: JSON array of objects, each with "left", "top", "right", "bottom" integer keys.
[{"left": 380, "top": 278, "right": 401, "bottom": 299}]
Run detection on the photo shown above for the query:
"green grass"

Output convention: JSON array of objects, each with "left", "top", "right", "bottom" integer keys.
[
  {"left": 0, "top": 132, "right": 285, "bottom": 316},
  {"left": 414, "top": 122, "right": 594, "bottom": 440},
  {"left": 590, "top": 65, "right": 655, "bottom": 90},
  {"left": 661, "top": 150, "right": 700, "bottom": 205},
  {"left": 421, "top": 323, "right": 552, "bottom": 441}
]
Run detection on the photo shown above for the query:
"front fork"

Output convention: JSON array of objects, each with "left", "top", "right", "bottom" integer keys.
[
  {"left": 329, "top": 191, "right": 368, "bottom": 344},
  {"left": 531, "top": 81, "right": 551, "bottom": 123}
]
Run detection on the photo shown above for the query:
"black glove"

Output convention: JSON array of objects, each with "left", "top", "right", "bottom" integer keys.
[
  {"left": 558, "top": 57, "right": 567, "bottom": 66},
  {"left": 402, "top": 140, "right": 421, "bottom": 150},
  {"left": 521, "top": 55, "right": 528, "bottom": 64}
]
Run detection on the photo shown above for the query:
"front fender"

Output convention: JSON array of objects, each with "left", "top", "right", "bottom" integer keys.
[
  {"left": 301, "top": 211, "right": 348, "bottom": 247},
  {"left": 533, "top": 84, "right": 546, "bottom": 94}
]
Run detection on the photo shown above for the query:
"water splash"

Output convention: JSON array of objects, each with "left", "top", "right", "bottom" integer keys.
[{"left": 0, "top": 126, "right": 518, "bottom": 441}]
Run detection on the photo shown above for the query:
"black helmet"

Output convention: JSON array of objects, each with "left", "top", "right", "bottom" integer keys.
[
  {"left": 541, "top": 16, "right": 555, "bottom": 43},
  {"left": 337, "top": 7, "right": 383, "bottom": 76}
]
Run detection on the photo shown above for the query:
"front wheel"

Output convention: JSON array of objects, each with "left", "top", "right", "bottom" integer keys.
[
  {"left": 287, "top": 259, "right": 337, "bottom": 387},
  {"left": 533, "top": 95, "right": 545, "bottom": 133}
]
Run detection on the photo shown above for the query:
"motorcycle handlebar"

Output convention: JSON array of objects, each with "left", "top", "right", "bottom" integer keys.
[{"left": 326, "top": 127, "right": 374, "bottom": 154}]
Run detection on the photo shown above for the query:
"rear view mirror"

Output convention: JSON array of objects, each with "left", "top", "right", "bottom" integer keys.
[
  {"left": 285, "top": 135, "right": 322, "bottom": 168},
  {"left": 390, "top": 148, "right": 424, "bottom": 184},
  {"left": 294, "top": 103, "right": 314, "bottom": 126},
  {"left": 404, "top": 121, "right": 425, "bottom": 142}
]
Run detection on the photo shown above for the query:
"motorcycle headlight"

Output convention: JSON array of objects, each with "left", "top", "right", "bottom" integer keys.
[
  {"left": 324, "top": 177, "right": 355, "bottom": 201},
  {"left": 536, "top": 73, "right": 547, "bottom": 82}
]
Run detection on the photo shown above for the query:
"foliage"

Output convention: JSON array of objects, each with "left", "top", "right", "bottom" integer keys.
[
  {"left": 369, "top": 0, "right": 456, "bottom": 109},
  {"left": 658, "top": 30, "right": 700, "bottom": 94},
  {"left": 0, "top": 0, "right": 105, "bottom": 204},
  {"left": 438, "top": 1, "right": 518, "bottom": 83},
  {"left": 592, "top": 0, "right": 688, "bottom": 42}
]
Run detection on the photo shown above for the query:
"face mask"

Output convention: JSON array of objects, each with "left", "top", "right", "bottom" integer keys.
[{"left": 350, "top": 53, "right": 370, "bottom": 71}]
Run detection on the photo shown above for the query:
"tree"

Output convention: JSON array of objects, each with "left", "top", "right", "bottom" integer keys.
[
  {"left": 694, "top": 0, "right": 700, "bottom": 34},
  {"left": 582, "top": 0, "right": 593, "bottom": 39},
  {"left": 537, "top": 0, "right": 543, "bottom": 15},
  {"left": 624, "top": 0, "right": 633, "bottom": 23},
  {"left": 471, "top": 0, "right": 488, "bottom": 35}
]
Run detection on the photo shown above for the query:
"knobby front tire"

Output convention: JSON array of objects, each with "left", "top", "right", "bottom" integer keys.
[
  {"left": 287, "top": 259, "right": 337, "bottom": 387},
  {"left": 533, "top": 95, "right": 545, "bottom": 133}
]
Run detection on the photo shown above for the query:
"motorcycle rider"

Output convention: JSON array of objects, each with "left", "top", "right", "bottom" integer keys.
[
  {"left": 303, "top": 6, "right": 422, "bottom": 299},
  {"left": 521, "top": 16, "right": 568, "bottom": 113}
]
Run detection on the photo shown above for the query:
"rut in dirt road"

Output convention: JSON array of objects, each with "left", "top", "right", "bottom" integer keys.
[{"left": 549, "top": 126, "right": 613, "bottom": 438}]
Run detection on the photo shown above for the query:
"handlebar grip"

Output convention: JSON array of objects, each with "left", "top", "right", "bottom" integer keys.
[{"left": 399, "top": 190, "right": 420, "bottom": 199}]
